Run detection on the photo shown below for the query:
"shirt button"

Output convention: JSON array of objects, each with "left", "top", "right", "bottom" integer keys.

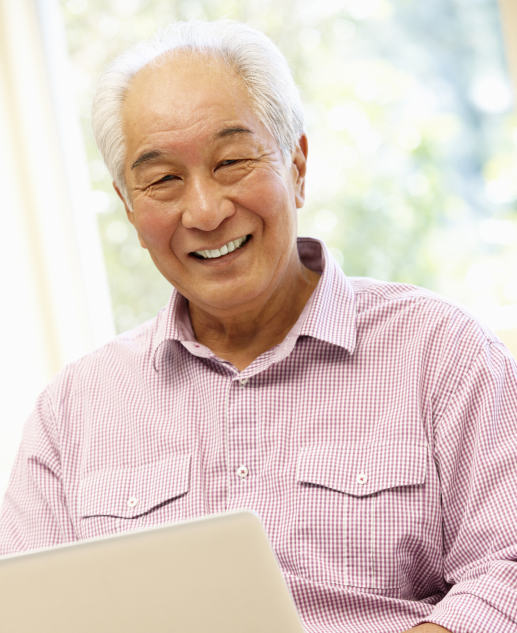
[
  {"left": 238, "top": 378, "right": 248, "bottom": 388},
  {"left": 357, "top": 473, "right": 367, "bottom": 485},
  {"left": 127, "top": 496, "right": 138, "bottom": 508},
  {"left": 237, "top": 465, "right": 249, "bottom": 479}
]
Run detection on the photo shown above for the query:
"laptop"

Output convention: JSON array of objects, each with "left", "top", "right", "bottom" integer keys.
[{"left": 0, "top": 510, "right": 306, "bottom": 632}]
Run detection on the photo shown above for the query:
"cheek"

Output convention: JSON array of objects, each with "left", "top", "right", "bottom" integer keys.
[
  {"left": 234, "top": 173, "right": 293, "bottom": 226},
  {"left": 133, "top": 202, "right": 181, "bottom": 249}
]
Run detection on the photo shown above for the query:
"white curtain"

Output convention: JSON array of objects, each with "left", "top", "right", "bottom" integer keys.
[{"left": 0, "top": 0, "right": 114, "bottom": 495}]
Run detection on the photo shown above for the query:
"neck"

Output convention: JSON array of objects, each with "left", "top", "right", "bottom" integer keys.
[{"left": 188, "top": 262, "right": 320, "bottom": 371}]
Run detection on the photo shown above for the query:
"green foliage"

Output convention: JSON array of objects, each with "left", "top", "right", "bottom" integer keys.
[{"left": 61, "top": 0, "right": 517, "bottom": 332}]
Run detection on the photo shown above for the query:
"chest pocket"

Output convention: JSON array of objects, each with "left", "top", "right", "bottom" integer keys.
[
  {"left": 295, "top": 443, "right": 428, "bottom": 590},
  {"left": 77, "top": 454, "right": 191, "bottom": 540}
]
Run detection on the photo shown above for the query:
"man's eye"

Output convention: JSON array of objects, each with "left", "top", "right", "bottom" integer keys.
[
  {"left": 154, "top": 174, "right": 180, "bottom": 184},
  {"left": 220, "top": 159, "right": 239, "bottom": 166}
]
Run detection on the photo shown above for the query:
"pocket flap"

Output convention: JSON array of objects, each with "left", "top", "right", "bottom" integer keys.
[
  {"left": 296, "top": 443, "right": 426, "bottom": 497},
  {"left": 79, "top": 454, "right": 191, "bottom": 518}
]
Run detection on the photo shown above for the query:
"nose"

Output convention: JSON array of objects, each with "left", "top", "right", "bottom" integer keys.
[{"left": 181, "top": 175, "right": 235, "bottom": 231}]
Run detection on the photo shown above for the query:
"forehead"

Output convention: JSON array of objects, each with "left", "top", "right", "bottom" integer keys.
[{"left": 121, "top": 53, "right": 258, "bottom": 146}]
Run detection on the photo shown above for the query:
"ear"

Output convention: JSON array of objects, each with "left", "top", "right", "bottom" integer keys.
[
  {"left": 291, "top": 133, "right": 308, "bottom": 209},
  {"left": 113, "top": 181, "right": 148, "bottom": 249}
]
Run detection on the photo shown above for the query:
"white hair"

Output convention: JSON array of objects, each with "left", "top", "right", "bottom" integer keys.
[{"left": 91, "top": 20, "right": 305, "bottom": 205}]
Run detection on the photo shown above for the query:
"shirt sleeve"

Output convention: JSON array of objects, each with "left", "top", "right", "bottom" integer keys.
[
  {"left": 420, "top": 340, "right": 517, "bottom": 633},
  {"left": 0, "top": 387, "right": 78, "bottom": 555}
]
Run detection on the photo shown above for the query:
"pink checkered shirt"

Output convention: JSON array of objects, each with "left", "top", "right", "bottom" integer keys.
[{"left": 2, "top": 238, "right": 517, "bottom": 632}]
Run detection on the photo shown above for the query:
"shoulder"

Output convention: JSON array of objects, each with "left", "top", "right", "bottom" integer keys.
[
  {"left": 45, "top": 307, "right": 168, "bottom": 406},
  {"left": 352, "top": 277, "right": 474, "bottom": 316},
  {"left": 349, "top": 276, "right": 502, "bottom": 361}
]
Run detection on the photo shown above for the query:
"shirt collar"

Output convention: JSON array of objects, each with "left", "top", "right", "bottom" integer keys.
[
  {"left": 152, "top": 237, "right": 357, "bottom": 370},
  {"left": 297, "top": 237, "right": 357, "bottom": 353}
]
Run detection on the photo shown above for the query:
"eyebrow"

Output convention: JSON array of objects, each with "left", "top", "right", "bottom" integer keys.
[
  {"left": 130, "top": 127, "right": 254, "bottom": 170},
  {"left": 214, "top": 126, "right": 254, "bottom": 139},
  {"left": 131, "top": 150, "right": 164, "bottom": 170}
]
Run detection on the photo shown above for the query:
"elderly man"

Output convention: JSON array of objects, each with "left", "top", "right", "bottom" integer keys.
[{"left": 1, "top": 19, "right": 517, "bottom": 633}]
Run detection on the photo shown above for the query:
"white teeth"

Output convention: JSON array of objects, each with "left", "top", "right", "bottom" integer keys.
[{"left": 195, "top": 235, "right": 248, "bottom": 259}]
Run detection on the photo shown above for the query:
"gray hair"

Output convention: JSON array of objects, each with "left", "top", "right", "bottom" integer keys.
[{"left": 91, "top": 20, "right": 305, "bottom": 205}]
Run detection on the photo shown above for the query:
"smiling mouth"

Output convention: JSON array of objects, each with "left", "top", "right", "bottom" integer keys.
[{"left": 191, "top": 235, "right": 251, "bottom": 259}]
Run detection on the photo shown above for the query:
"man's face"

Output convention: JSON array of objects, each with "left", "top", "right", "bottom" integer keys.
[{"left": 119, "top": 55, "right": 307, "bottom": 319}]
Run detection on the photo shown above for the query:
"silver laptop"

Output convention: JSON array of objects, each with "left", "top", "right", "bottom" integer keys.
[{"left": 0, "top": 510, "right": 305, "bottom": 632}]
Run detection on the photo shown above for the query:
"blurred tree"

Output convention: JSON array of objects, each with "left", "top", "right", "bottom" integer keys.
[{"left": 60, "top": 0, "right": 517, "bottom": 332}]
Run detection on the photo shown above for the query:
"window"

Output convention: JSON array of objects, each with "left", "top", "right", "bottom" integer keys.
[{"left": 61, "top": 0, "right": 516, "bottom": 333}]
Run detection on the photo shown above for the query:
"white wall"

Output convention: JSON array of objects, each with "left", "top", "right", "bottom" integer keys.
[
  {"left": 499, "top": 0, "right": 517, "bottom": 98},
  {"left": 495, "top": 0, "right": 517, "bottom": 358}
]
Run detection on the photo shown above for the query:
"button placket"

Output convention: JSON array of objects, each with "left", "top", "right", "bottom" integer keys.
[
  {"left": 236, "top": 381, "right": 250, "bottom": 482},
  {"left": 227, "top": 372, "right": 257, "bottom": 512}
]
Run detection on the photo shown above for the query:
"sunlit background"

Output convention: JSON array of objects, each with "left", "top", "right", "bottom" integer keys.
[
  {"left": 63, "top": 0, "right": 517, "bottom": 332},
  {"left": 1, "top": 0, "right": 516, "bottom": 497}
]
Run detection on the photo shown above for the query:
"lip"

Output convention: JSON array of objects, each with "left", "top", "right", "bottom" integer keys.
[{"left": 189, "top": 234, "right": 252, "bottom": 261}]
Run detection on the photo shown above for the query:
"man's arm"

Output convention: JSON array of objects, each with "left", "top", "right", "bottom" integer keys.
[
  {"left": 413, "top": 339, "right": 517, "bottom": 632},
  {"left": 0, "top": 386, "right": 77, "bottom": 554}
]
